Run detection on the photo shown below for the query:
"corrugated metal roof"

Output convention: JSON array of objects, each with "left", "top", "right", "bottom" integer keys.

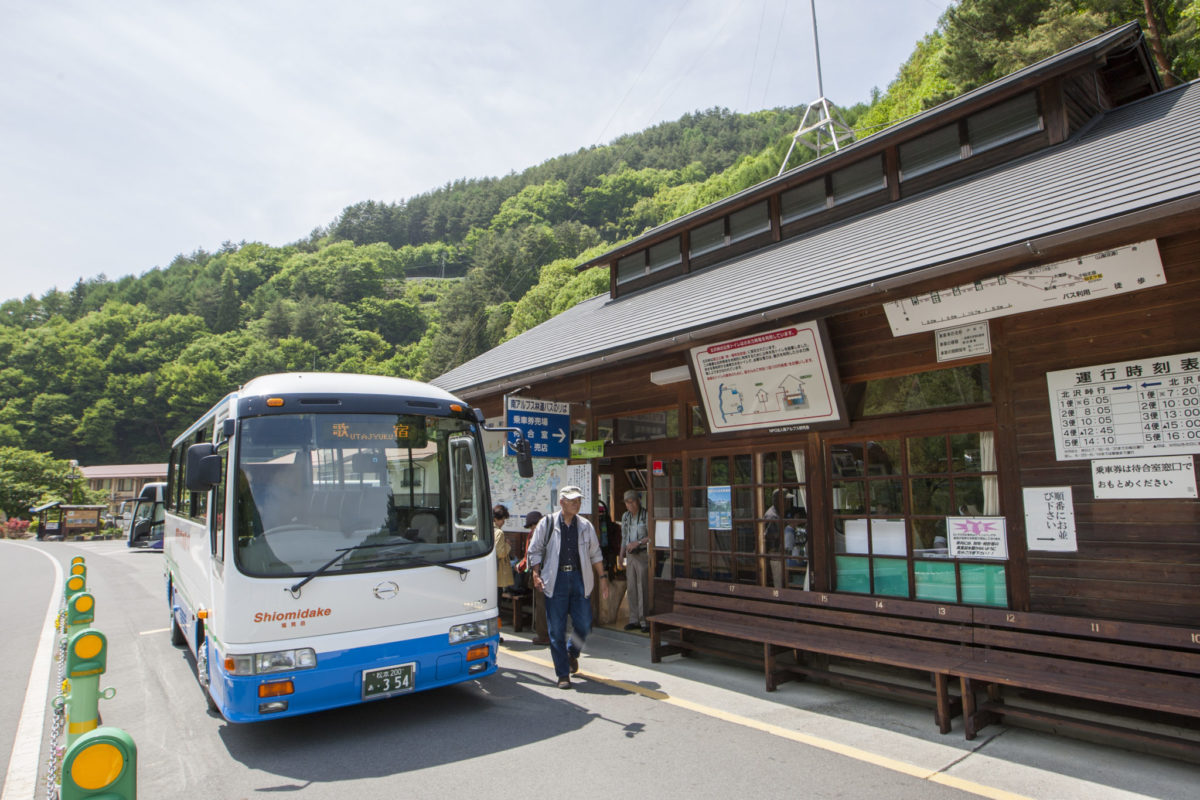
[{"left": 434, "top": 79, "right": 1200, "bottom": 395}]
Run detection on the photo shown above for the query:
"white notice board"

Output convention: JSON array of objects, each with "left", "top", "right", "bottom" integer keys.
[
  {"left": 1023, "top": 487, "right": 1077, "bottom": 552},
  {"left": 1091, "top": 456, "right": 1197, "bottom": 499},
  {"left": 884, "top": 241, "right": 1164, "bottom": 336},
  {"left": 1046, "top": 350, "right": 1200, "bottom": 461},
  {"left": 690, "top": 321, "right": 845, "bottom": 434},
  {"left": 947, "top": 517, "right": 1008, "bottom": 560}
]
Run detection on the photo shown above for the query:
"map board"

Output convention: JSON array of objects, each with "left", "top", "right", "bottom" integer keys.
[
  {"left": 884, "top": 241, "right": 1165, "bottom": 336},
  {"left": 690, "top": 322, "right": 845, "bottom": 434},
  {"left": 483, "top": 420, "right": 591, "bottom": 530},
  {"left": 1046, "top": 350, "right": 1200, "bottom": 461}
]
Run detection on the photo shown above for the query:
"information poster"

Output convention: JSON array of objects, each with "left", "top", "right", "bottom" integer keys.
[
  {"left": 1091, "top": 456, "right": 1197, "bottom": 499},
  {"left": 884, "top": 241, "right": 1164, "bottom": 336},
  {"left": 707, "top": 486, "right": 732, "bottom": 530},
  {"left": 1023, "top": 487, "right": 1077, "bottom": 552},
  {"left": 690, "top": 322, "right": 844, "bottom": 434},
  {"left": 1046, "top": 350, "right": 1200, "bottom": 461},
  {"left": 946, "top": 517, "right": 1008, "bottom": 560}
]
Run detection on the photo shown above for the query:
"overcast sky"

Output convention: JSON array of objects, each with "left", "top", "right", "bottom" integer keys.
[{"left": 0, "top": 0, "right": 950, "bottom": 302}]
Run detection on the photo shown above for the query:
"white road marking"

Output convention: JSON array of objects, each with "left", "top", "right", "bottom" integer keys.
[{"left": 2, "top": 543, "right": 63, "bottom": 800}]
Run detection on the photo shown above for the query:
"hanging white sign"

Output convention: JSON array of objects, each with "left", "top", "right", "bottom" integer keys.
[
  {"left": 1023, "top": 486, "right": 1077, "bottom": 552},
  {"left": 1091, "top": 456, "right": 1197, "bottom": 499},
  {"left": 946, "top": 517, "right": 1008, "bottom": 560},
  {"left": 884, "top": 241, "right": 1164, "bottom": 336},
  {"left": 690, "top": 321, "right": 845, "bottom": 434},
  {"left": 1046, "top": 350, "right": 1200, "bottom": 461}
]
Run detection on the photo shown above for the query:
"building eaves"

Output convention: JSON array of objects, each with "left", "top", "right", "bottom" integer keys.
[
  {"left": 434, "top": 78, "right": 1200, "bottom": 398},
  {"left": 578, "top": 22, "right": 1150, "bottom": 271}
]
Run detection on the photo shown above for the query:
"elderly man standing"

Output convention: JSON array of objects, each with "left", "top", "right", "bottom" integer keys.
[
  {"left": 619, "top": 489, "right": 650, "bottom": 632},
  {"left": 527, "top": 485, "right": 610, "bottom": 689}
]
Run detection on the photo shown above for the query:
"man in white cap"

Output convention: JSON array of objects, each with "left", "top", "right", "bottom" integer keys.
[{"left": 527, "top": 485, "right": 609, "bottom": 689}]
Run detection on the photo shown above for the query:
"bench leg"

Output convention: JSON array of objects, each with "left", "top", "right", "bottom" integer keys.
[
  {"left": 961, "top": 677, "right": 1001, "bottom": 740},
  {"left": 934, "top": 673, "right": 951, "bottom": 734},
  {"left": 650, "top": 621, "right": 665, "bottom": 663},
  {"left": 961, "top": 676, "right": 978, "bottom": 739}
]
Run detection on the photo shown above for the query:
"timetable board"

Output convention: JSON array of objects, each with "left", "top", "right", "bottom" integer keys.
[{"left": 1046, "top": 350, "right": 1200, "bottom": 461}]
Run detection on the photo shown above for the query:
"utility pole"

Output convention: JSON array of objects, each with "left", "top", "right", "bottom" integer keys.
[{"left": 778, "top": 0, "right": 855, "bottom": 175}]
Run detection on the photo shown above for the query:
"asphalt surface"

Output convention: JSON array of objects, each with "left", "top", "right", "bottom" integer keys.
[{"left": 2, "top": 539, "right": 1198, "bottom": 799}]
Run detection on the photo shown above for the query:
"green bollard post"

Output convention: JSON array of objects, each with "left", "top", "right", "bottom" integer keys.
[
  {"left": 66, "top": 592, "right": 95, "bottom": 637},
  {"left": 64, "top": 629, "right": 108, "bottom": 748},
  {"left": 60, "top": 726, "right": 136, "bottom": 800},
  {"left": 64, "top": 573, "right": 87, "bottom": 603}
]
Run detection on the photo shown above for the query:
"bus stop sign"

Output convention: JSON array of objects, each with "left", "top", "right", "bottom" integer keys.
[{"left": 505, "top": 396, "right": 570, "bottom": 459}]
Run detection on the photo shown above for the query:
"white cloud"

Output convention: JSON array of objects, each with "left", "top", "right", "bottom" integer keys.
[{"left": 0, "top": 0, "right": 948, "bottom": 300}]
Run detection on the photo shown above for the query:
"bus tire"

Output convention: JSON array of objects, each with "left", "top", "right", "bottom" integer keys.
[
  {"left": 197, "top": 634, "right": 220, "bottom": 714},
  {"left": 169, "top": 586, "right": 186, "bottom": 646}
]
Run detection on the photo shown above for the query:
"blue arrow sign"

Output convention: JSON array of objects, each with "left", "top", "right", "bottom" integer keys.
[{"left": 506, "top": 396, "right": 571, "bottom": 459}]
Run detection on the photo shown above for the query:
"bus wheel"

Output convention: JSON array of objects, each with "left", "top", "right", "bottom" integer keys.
[
  {"left": 196, "top": 636, "right": 220, "bottom": 714},
  {"left": 169, "top": 592, "right": 186, "bottom": 646}
]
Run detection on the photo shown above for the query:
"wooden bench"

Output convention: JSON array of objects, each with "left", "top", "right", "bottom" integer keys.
[
  {"left": 954, "top": 608, "right": 1200, "bottom": 759},
  {"left": 650, "top": 578, "right": 972, "bottom": 733},
  {"left": 498, "top": 590, "right": 530, "bottom": 632}
]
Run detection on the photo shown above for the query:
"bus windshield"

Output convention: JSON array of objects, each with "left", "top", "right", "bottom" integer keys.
[{"left": 234, "top": 413, "right": 488, "bottom": 578}]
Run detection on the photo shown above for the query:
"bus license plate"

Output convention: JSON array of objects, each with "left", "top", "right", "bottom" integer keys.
[{"left": 362, "top": 662, "right": 415, "bottom": 699}]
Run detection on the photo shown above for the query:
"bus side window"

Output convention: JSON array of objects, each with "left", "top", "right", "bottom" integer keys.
[
  {"left": 449, "top": 437, "right": 478, "bottom": 538},
  {"left": 211, "top": 445, "right": 228, "bottom": 560}
]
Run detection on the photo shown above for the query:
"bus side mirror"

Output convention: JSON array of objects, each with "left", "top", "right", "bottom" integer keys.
[
  {"left": 475, "top": 411, "right": 534, "bottom": 478},
  {"left": 186, "top": 443, "right": 222, "bottom": 492},
  {"left": 514, "top": 438, "right": 533, "bottom": 479}
]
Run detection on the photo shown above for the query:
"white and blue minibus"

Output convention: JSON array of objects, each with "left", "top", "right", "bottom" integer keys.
[{"left": 164, "top": 373, "right": 531, "bottom": 722}]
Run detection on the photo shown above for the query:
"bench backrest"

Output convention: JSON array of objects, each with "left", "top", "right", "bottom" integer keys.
[
  {"left": 674, "top": 578, "right": 972, "bottom": 644},
  {"left": 972, "top": 607, "right": 1200, "bottom": 674}
]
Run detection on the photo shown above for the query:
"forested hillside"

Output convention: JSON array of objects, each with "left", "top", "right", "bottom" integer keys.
[{"left": 2, "top": 0, "right": 1195, "bottom": 471}]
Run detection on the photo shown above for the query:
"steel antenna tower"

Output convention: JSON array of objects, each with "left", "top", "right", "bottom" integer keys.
[{"left": 777, "top": 0, "right": 855, "bottom": 175}]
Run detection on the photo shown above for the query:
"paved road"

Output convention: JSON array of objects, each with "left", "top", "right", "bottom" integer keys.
[{"left": 2, "top": 540, "right": 1197, "bottom": 799}]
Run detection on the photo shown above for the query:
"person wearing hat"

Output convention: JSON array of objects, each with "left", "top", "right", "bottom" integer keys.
[
  {"left": 526, "top": 485, "right": 610, "bottom": 689},
  {"left": 619, "top": 489, "right": 650, "bottom": 632},
  {"left": 516, "top": 510, "right": 549, "bottom": 644}
]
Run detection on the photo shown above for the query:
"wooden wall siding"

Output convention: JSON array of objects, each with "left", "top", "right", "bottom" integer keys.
[
  {"left": 826, "top": 305, "right": 940, "bottom": 382},
  {"left": 1000, "top": 230, "right": 1200, "bottom": 625},
  {"left": 1062, "top": 71, "right": 1105, "bottom": 133}
]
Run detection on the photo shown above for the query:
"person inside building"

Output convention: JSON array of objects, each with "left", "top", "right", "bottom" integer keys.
[
  {"left": 619, "top": 489, "right": 650, "bottom": 632},
  {"left": 516, "top": 510, "right": 549, "bottom": 645},
  {"left": 527, "top": 486, "right": 609, "bottom": 688},
  {"left": 764, "top": 488, "right": 787, "bottom": 588}
]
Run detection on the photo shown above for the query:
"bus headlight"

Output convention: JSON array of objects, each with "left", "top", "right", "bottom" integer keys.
[
  {"left": 448, "top": 618, "right": 498, "bottom": 644},
  {"left": 225, "top": 648, "right": 317, "bottom": 675}
]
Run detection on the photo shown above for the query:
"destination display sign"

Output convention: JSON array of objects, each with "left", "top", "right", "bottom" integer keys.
[
  {"left": 1046, "top": 350, "right": 1200, "bottom": 461},
  {"left": 505, "top": 396, "right": 571, "bottom": 459}
]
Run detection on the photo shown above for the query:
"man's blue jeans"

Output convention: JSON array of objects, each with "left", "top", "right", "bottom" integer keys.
[{"left": 545, "top": 569, "right": 592, "bottom": 679}]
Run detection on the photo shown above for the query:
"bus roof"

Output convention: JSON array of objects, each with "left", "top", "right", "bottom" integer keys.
[
  {"left": 240, "top": 373, "right": 464, "bottom": 403},
  {"left": 170, "top": 373, "right": 471, "bottom": 448}
]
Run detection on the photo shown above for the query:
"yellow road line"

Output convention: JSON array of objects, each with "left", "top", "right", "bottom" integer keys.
[{"left": 502, "top": 647, "right": 1029, "bottom": 800}]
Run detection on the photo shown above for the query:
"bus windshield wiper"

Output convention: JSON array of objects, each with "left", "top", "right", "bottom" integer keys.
[
  {"left": 286, "top": 538, "right": 418, "bottom": 597},
  {"left": 351, "top": 552, "right": 471, "bottom": 580}
]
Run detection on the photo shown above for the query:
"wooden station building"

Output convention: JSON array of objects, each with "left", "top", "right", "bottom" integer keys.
[{"left": 434, "top": 24, "right": 1200, "bottom": 750}]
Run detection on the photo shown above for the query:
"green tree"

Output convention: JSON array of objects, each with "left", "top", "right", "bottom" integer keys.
[{"left": 0, "top": 447, "right": 88, "bottom": 518}]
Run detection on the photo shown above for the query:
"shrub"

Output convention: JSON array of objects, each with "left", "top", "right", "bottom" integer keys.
[{"left": 3, "top": 519, "right": 31, "bottom": 539}]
